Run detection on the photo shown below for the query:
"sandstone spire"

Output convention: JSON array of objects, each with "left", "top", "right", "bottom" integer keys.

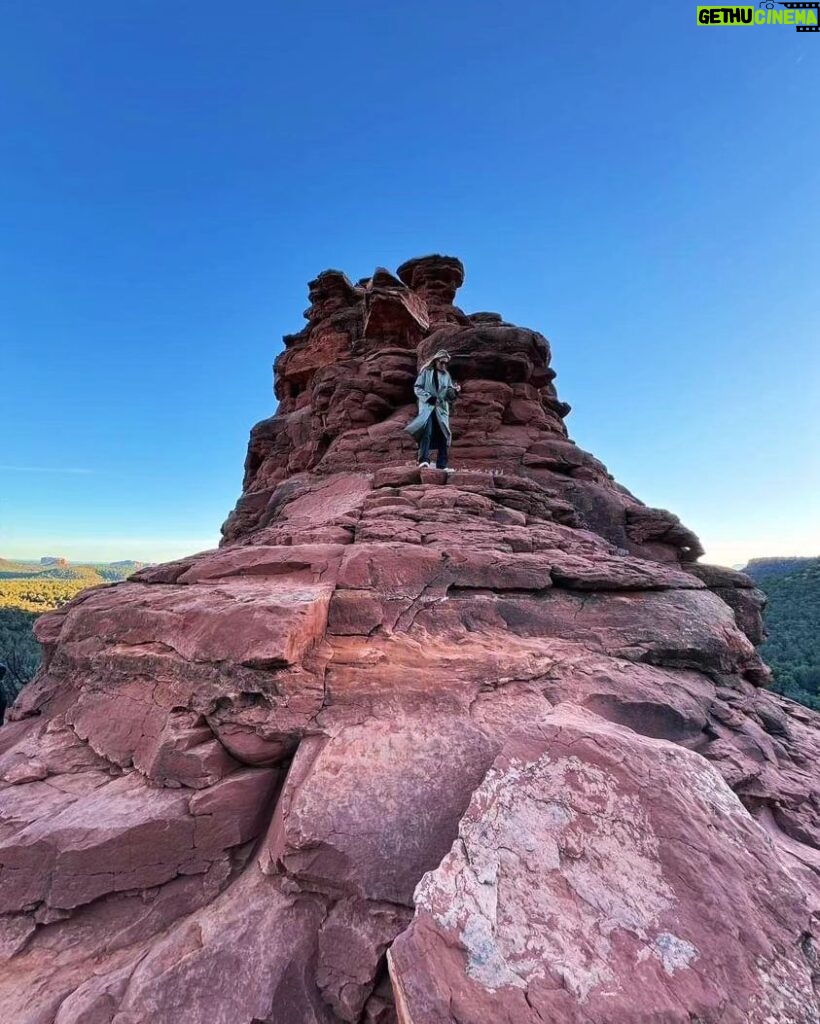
[{"left": 225, "top": 253, "right": 704, "bottom": 569}]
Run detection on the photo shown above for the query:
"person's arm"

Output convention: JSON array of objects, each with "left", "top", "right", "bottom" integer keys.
[{"left": 414, "top": 371, "right": 435, "bottom": 404}]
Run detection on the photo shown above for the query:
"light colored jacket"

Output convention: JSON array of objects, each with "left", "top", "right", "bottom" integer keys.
[{"left": 404, "top": 364, "right": 458, "bottom": 444}]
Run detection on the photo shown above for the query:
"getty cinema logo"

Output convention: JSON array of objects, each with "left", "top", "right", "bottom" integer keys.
[{"left": 697, "top": 1, "right": 820, "bottom": 29}]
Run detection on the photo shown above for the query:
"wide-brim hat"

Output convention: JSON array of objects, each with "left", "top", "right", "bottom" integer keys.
[{"left": 422, "top": 349, "right": 451, "bottom": 369}]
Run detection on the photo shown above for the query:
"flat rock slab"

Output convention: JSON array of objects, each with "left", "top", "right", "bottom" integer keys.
[
  {"left": 54, "top": 578, "right": 334, "bottom": 668},
  {"left": 262, "top": 717, "right": 498, "bottom": 905},
  {"left": 0, "top": 768, "right": 279, "bottom": 913}
]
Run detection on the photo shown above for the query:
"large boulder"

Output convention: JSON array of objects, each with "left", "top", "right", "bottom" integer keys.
[{"left": 389, "top": 709, "right": 817, "bottom": 1023}]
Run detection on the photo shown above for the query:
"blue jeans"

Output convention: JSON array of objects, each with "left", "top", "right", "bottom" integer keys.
[{"left": 418, "top": 412, "right": 449, "bottom": 468}]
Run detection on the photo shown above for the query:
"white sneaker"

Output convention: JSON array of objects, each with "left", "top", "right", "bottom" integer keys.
[
  {"left": 417, "top": 461, "right": 430, "bottom": 469},
  {"left": 443, "top": 467, "right": 456, "bottom": 474}
]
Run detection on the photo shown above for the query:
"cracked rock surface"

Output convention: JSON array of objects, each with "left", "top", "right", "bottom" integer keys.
[{"left": 1, "top": 256, "right": 817, "bottom": 1023}]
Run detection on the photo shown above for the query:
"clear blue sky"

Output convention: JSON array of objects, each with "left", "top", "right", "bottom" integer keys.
[{"left": 2, "top": 1, "right": 818, "bottom": 567}]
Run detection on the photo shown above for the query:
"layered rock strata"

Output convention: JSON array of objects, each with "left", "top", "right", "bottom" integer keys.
[{"left": 1, "top": 256, "right": 817, "bottom": 1024}]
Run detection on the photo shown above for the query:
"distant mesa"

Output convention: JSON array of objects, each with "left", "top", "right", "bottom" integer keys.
[{"left": 39, "top": 556, "right": 69, "bottom": 567}]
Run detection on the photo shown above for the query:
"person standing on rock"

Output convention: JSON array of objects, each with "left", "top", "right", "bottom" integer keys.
[{"left": 405, "top": 349, "right": 461, "bottom": 471}]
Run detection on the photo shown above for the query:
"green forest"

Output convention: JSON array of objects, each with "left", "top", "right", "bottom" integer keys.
[
  {"left": 0, "top": 555, "right": 817, "bottom": 715},
  {"left": 0, "top": 559, "right": 146, "bottom": 712},
  {"left": 745, "top": 557, "right": 820, "bottom": 710},
  {"left": 0, "top": 608, "right": 41, "bottom": 709},
  {"left": 0, "top": 560, "right": 140, "bottom": 612}
]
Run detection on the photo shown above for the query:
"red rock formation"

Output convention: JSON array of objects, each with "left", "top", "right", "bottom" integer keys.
[{"left": 1, "top": 256, "right": 817, "bottom": 1023}]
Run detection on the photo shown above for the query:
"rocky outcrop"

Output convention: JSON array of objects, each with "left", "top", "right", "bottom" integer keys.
[
  {"left": 391, "top": 709, "right": 817, "bottom": 1024},
  {"left": 1, "top": 256, "right": 817, "bottom": 1023}
]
